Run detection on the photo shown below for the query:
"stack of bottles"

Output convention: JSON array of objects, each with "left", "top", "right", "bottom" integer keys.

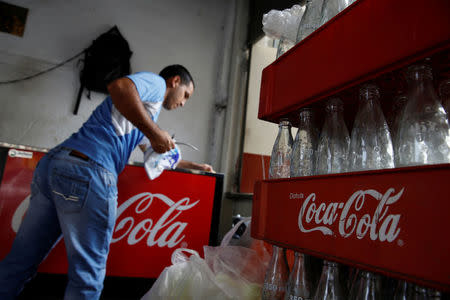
[
  {"left": 296, "top": 0, "right": 355, "bottom": 45},
  {"left": 262, "top": 0, "right": 357, "bottom": 59},
  {"left": 261, "top": 62, "right": 450, "bottom": 299}
]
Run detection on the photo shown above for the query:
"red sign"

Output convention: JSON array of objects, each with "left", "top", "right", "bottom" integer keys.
[
  {"left": 251, "top": 164, "right": 450, "bottom": 291},
  {"left": 0, "top": 149, "right": 219, "bottom": 278}
]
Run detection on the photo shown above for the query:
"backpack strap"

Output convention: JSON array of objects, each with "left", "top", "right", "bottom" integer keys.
[{"left": 73, "top": 82, "right": 84, "bottom": 115}]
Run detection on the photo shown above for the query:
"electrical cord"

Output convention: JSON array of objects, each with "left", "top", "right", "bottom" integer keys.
[{"left": 0, "top": 49, "right": 86, "bottom": 85}]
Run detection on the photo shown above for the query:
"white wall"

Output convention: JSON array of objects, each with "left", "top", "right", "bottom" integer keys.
[
  {"left": 243, "top": 36, "right": 279, "bottom": 156},
  {"left": 0, "top": 0, "right": 239, "bottom": 166}
]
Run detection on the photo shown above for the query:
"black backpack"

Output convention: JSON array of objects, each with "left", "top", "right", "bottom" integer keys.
[{"left": 74, "top": 26, "right": 132, "bottom": 114}]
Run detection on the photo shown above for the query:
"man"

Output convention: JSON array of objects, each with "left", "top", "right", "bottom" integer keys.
[{"left": 0, "top": 65, "right": 213, "bottom": 299}]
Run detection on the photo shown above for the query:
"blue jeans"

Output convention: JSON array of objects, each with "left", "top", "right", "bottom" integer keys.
[{"left": 0, "top": 146, "right": 117, "bottom": 300}]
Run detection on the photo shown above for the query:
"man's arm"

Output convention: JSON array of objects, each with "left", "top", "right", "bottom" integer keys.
[
  {"left": 177, "top": 160, "right": 215, "bottom": 173},
  {"left": 107, "top": 77, "right": 174, "bottom": 153},
  {"left": 139, "top": 145, "right": 214, "bottom": 173}
]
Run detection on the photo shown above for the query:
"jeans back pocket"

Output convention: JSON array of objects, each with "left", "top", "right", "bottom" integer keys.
[{"left": 50, "top": 169, "right": 90, "bottom": 213}]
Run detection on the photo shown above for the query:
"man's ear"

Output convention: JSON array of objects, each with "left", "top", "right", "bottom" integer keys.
[{"left": 168, "top": 75, "right": 181, "bottom": 88}]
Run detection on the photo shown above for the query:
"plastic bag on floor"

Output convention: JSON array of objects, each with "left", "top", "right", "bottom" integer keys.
[
  {"left": 141, "top": 248, "right": 230, "bottom": 300},
  {"left": 203, "top": 217, "right": 270, "bottom": 299},
  {"left": 141, "top": 218, "right": 269, "bottom": 300}
]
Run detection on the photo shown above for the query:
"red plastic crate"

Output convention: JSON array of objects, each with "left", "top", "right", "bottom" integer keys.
[
  {"left": 258, "top": 0, "right": 450, "bottom": 125},
  {"left": 251, "top": 164, "right": 450, "bottom": 291}
]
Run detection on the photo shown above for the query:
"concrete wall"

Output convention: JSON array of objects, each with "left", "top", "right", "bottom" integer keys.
[{"left": 0, "top": 0, "right": 242, "bottom": 166}]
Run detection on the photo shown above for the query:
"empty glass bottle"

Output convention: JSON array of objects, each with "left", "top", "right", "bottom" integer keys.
[
  {"left": 277, "top": 38, "right": 295, "bottom": 58},
  {"left": 319, "top": 0, "right": 351, "bottom": 26},
  {"left": 427, "top": 288, "right": 442, "bottom": 299},
  {"left": 296, "top": 0, "right": 325, "bottom": 43},
  {"left": 412, "top": 285, "right": 428, "bottom": 300},
  {"left": 387, "top": 94, "right": 408, "bottom": 138},
  {"left": 396, "top": 63, "right": 450, "bottom": 167},
  {"left": 386, "top": 93, "right": 409, "bottom": 166},
  {"left": 438, "top": 78, "right": 450, "bottom": 121},
  {"left": 394, "top": 280, "right": 413, "bottom": 300},
  {"left": 263, "top": 245, "right": 290, "bottom": 300},
  {"left": 348, "top": 84, "right": 394, "bottom": 172},
  {"left": 285, "top": 252, "right": 313, "bottom": 300},
  {"left": 270, "top": 118, "right": 294, "bottom": 179},
  {"left": 313, "top": 260, "right": 344, "bottom": 300},
  {"left": 347, "top": 268, "right": 360, "bottom": 300},
  {"left": 352, "top": 271, "right": 381, "bottom": 300},
  {"left": 380, "top": 275, "right": 397, "bottom": 299},
  {"left": 316, "top": 98, "right": 350, "bottom": 174},
  {"left": 291, "top": 108, "right": 318, "bottom": 177}
]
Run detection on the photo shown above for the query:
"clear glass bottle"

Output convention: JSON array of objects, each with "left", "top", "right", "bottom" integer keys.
[
  {"left": 285, "top": 252, "right": 313, "bottom": 300},
  {"left": 387, "top": 93, "right": 409, "bottom": 166},
  {"left": 348, "top": 83, "right": 394, "bottom": 172},
  {"left": 269, "top": 118, "right": 294, "bottom": 179},
  {"left": 394, "top": 280, "right": 413, "bottom": 300},
  {"left": 313, "top": 260, "right": 345, "bottom": 300},
  {"left": 319, "top": 0, "right": 351, "bottom": 26},
  {"left": 263, "top": 245, "right": 290, "bottom": 300},
  {"left": 296, "top": 0, "right": 325, "bottom": 43},
  {"left": 316, "top": 97, "right": 350, "bottom": 174},
  {"left": 352, "top": 271, "right": 381, "bottom": 300},
  {"left": 412, "top": 285, "right": 428, "bottom": 300},
  {"left": 438, "top": 78, "right": 450, "bottom": 121},
  {"left": 427, "top": 288, "right": 442, "bottom": 299},
  {"left": 380, "top": 275, "right": 397, "bottom": 299},
  {"left": 276, "top": 38, "right": 295, "bottom": 58},
  {"left": 396, "top": 63, "right": 450, "bottom": 167},
  {"left": 348, "top": 268, "right": 360, "bottom": 300},
  {"left": 291, "top": 108, "right": 318, "bottom": 177},
  {"left": 387, "top": 93, "right": 408, "bottom": 138}
]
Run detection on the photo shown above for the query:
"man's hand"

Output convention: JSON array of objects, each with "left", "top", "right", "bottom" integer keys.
[
  {"left": 199, "top": 163, "right": 215, "bottom": 173},
  {"left": 177, "top": 160, "right": 215, "bottom": 173},
  {"left": 149, "top": 128, "right": 175, "bottom": 153}
]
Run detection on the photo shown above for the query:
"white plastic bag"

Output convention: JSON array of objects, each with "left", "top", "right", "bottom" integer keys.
[
  {"left": 141, "top": 218, "right": 270, "bottom": 300},
  {"left": 262, "top": 5, "right": 305, "bottom": 43},
  {"left": 142, "top": 248, "right": 231, "bottom": 300},
  {"left": 143, "top": 145, "right": 181, "bottom": 180},
  {"left": 203, "top": 218, "right": 270, "bottom": 299}
]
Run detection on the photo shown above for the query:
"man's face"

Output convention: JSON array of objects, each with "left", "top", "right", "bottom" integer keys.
[{"left": 163, "top": 76, "right": 194, "bottom": 110}]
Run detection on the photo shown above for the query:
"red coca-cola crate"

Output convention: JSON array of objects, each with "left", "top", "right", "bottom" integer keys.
[
  {"left": 258, "top": 0, "right": 450, "bottom": 125},
  {"left": 251, "top": 164, "right": 450, "bottom": 291},
  {"left": 253, "top": 0, "right": 450, "bottom": 293}
]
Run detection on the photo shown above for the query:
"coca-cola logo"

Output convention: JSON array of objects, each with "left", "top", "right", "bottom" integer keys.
[
  {"left": 111, "top": 192, "right": 199, "bottom": 248},
  {"left": 12, "top": 192, "right": 199, "bottom": 249},
  {"left": 298, "top": 188, "right": 403, "bottom": 243}
]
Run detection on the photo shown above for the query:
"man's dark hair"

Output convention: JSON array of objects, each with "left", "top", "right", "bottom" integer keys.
[{"left": 159, "top": 64, "right": 195, "bottom": 88}]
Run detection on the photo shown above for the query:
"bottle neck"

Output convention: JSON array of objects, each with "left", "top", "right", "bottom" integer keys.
[
  {"left": 321, "top": 261, "right": 339, "bottom": 282},
  {"left": 407, "top": 75, "right": 439, "bottom": 109},
  {"left": 293, "top": 252, "right": 305, "bottom": 270},
  {"left": 407, "top": 65, "right": 434, "bottom": 92},
  {"left": 359, "top": 84, "right": 380, "bottom": 103},
  {"left": 325, "top": 98, "right": 344, "bottom": 121},
  {"left": 298, "top": 110, "right": 314, "bottom": 128},
  {"left": 278, "top": 124, "right": 292, "bottom": 144},
  {"left": 326, "top": 107, "right": 345, "bottom": 124},
  {"left": 270, "top": 246, "right": 287, "bottom": 268}
]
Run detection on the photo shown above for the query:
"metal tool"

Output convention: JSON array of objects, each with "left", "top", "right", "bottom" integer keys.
[{"left": 171, "top": 134, "right": 199, "bottom": 151}]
